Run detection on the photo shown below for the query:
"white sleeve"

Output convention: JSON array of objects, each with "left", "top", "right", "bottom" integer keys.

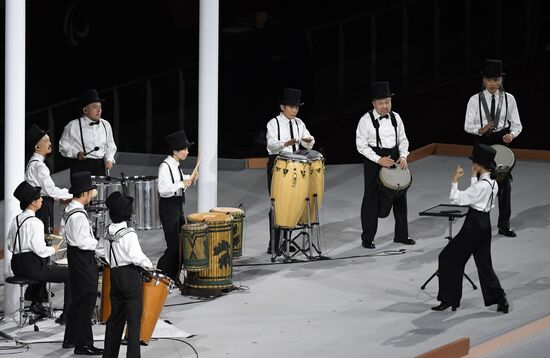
[
  {"left": 449, "top": 181, "right": 482, "bottom": 206},
  {"left": 506, "top": 93, "right": 522, "bottom": 138},
  {"left": 158, "top": 163, "right": 183, "bottom": 196},
  {"left": 356, "top": 116, "right": 380, "bottom": 164},
  {"left": 266, "top": 118, "right": 285, "bottom": 153},
  {"left": 123, "top": 233, "right": 153, "bottom": 269},
  {"left": 103, "top": 120, "right": 117, "bottom": 163},
  {"left": 464, "top": 95, "right": 481, "bottom": 136},
  {"left": 35, "top": 164, "right": 72, "bottom": 200},
  {"left": 59, "top": 121, "right": 79, "bottom": 158},
  {"left": 7, "top": 220, "right": 16, "bottom": 253},
  {"left": 395, "top": 114, "right": 409, "bottom": 159},
  {"left": 298, "top": 120, "right": 315, "bottom": 150}
]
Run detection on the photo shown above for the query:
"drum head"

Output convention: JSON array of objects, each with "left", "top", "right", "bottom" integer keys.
[
  {"left": 295, "top": 149, "right": 324, "bottom": 160},
  {"left": 182, "top": 222, "right": 208, "bottom": 231},
  {"left": 92, "top": 176, "right": 121, "bottom": 184},
  {"left": 379, "top": 167, "right": 412, "bottom": 191},
  {"left": 123, "top": 175, "right": 158, "bottom": 181},
  {"left": 187, "top": 212, "right": 231, "bottom": 223},
  {"left": 491, "top": 144, "right": 515, "bottom": 169},
  {"left": 210, "top": 207, "right": 244, "bottom": 217},
  {"left": 277, "top": 153, "right": 309, "bottom": 162}
]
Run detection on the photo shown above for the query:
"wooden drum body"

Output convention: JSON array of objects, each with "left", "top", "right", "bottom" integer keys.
[
  {"left": 99, "top": 264, "right": 111, "bottom": 323},
  {"left": 299, "top": 151, "right": 325, "bottom": 224},
  {"left": 180, "top": 222, "right": 209, "bottom": 272},
  {"left": 186, "top": 212, "right": 233, "bottom": 289},
  {"left": 210, "top": 207, "right": 244, "bottom": 258},
  {"left": 271, "top": 154, "right": 310, "bottom": 228}
]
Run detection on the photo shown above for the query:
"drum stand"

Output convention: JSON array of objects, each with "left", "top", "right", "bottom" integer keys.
[{"left": 420, "top": 216, "right": 478, "bottom": 290}]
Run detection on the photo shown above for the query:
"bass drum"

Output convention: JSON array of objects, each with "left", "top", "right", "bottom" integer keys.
[{"left": 123, "top": 176, "right": 162, "bottom": 230}]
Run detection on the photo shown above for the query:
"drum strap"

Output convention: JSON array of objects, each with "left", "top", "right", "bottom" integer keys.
[
  {"left": 478, "top": 91, "right": 508, "bottom": 130},
  {"left": 368, "top": 110, "right": 398, "bottom": 148},
  {"left": 106, "top": 227, "right": 135, "bottom": 267},
  {"left": 62, "top": 208, "right": 88, "bottom": 223},
  {"left": 481, "top": 179, "right": 496, "bottom": 212},
  {"left": 13, "top": 215, "right": 39, "bottom": 254},
  {"left": 78, "top": 117, "right": 108, "bottom": 153}
]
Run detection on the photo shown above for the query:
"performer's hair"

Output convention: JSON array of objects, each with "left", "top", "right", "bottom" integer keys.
[
  {"left": 481, "top": 78, "right": 505, "bottom": 92},
  {"left": 171, "top": 147, "right": 188, "bottom": 155}
]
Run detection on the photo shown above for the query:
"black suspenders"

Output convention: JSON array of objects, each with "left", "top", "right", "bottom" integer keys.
[
  {"left": 14, "top": 215, "right": 36, "bottom": 254},
  {"left": 367, "top": 110, "right": 398, "bottom": 148},
  {"left": 78, "top": 118, "right": 108, "bottom": 153},
  {"left": 482, "top": 179, "right": 496, "bottom": 212},
  {"left": 478, "top": 91, "right": 509, "bottom": 129},
  {"left": 274, "top": 117, "right": 300, "bottom": 145},
  {"left": 162, "top": 161, "right": 184, "bottom": 197}
]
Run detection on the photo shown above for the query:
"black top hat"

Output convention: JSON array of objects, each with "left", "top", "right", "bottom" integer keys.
[
  {"left": 14, "top": 181, "right": 42, "bottom": 211},
  {"left": 481, "top": 59, "right": 505, "bottom": 78},
  {"left": 469, "top": 143, "right": 497, "bottom": 170},
  {"left": 80, "top": 89, "right": 105, "bottom": 108},
  {"left": 166, "top": 130, "right": 194, "bottom": 151},
  {"left": 26, "top": 124, "right": 49, "bottom": 148},
  {"left": 371, "top": 81, "right": 394, "bottom": 100},
  {"left": 106, "top": 191, "right": 134, "bottom": 222},
  {"left": 280, "top": 88, "right": 304, "bottom": 106},
  {"left": 69, "top": 171, "right": 96, "bottom": 195}
]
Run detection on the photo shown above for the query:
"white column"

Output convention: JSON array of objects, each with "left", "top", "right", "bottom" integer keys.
[
  {"left": 197, "top": 0, "right": 219, "bottom": 212},
  {"left": 4, "top": 0, "right": 26, "bottom": 316}
]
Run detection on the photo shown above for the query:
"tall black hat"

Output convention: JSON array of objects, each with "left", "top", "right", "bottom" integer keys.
[
  {"left": 106, "top": 191, "right": 134, "bottom": 223},
  {"left": 13, "top": 181, "right": 42, "bottom": 210},
  {"left": 469, "top": 143, "right": 497, "bottom": 170},
  {"left": 69, "top": 171, "right": 96, "bottom": 195},
  {"left": 26, "top": 124, "right": 49, "bottom": 148},
  {"left": 166, "top": 130, "right": 194, "bottom": 151},
  {"left": 481, "top": 59, "right": 505, "bottom": 78},
  {"left": 80, "top": 89, "right": 105, "bottom": 108},
  {"left": 280, "top": 88, "right": 304, "bottom": 106},
  {"left": 371, "top": 81, "right": 394, "bottom": 100}
]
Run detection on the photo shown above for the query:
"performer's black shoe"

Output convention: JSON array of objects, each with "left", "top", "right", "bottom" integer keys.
[
  {"left": 496, "top": 295, "right": 509, "bottom": 314},
  {"left": 29, "top": 301, "right": 47, "bottom": 316},
  {"left": 394, "top": 238, "right": 416, "bottom": 245},
  {"left": 62, "top": 340, "right": 75, "bottom": 349},
  {"left": 361, "top": 242, "right": 375, "bottom": 249},
  {"left": 74, "top": 345, "right": 103, "bottom": 355},
  {"left": 498, "top": 228, "right": 516, "bottom": 237},
  {"left": 431, "top": 302, "right": 457, "bottom": 311},
  {"left": 55, "top": 313, "right": 67, "bottom": 325}
]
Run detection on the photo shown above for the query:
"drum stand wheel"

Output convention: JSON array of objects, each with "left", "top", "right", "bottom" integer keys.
[{"left": 420, "top": 217, "right": 478, "bottom": 290}]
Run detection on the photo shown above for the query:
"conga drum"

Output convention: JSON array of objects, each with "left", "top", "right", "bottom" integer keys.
[
  {"left": 210, "top": 207, "right": 245, "bottom": 258},
  {"left": 99, "top": 264, "right": 111, "bottom": 323},
  {"left": 180, "top": 222, "right": 209, "bottom": 272},
  {"left": 125, "top": 271, "right": 174, "bottom": 345},
  {"left": 298, "top": 150, "right": 325, "bottom": 224},
  {"left": 491, "top": 144, "right": 516, "bottom": 182},
  {"left": 271, "top": 153, "right": 310, "bottom": 228},
  {"left": 186, "top": 212, "right": 233, "bottom": 289},
  {"left": 378, "top": 167, "right": 412, "bottom": 218}
]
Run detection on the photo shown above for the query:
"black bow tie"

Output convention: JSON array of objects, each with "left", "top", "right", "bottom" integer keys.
[
  {"left": 89, "top": 121, "right": 100, "bottom": 126},
  {"left": 378, "top": 114, "right": 389, "bottom": 120}
]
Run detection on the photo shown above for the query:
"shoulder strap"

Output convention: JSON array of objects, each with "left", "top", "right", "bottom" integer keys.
[
  {"left": 275, "top": 117, "right": 280, "bottom": 141},
  {"left": 368, "top": 110, "right": 381, "bottom": 147},
  {"left": 481, "top": 179, "right": 496, "bottom": 212},
  {"left": 389, "top": 111, "right": 398, "bottom": 143},
  {"left": 25, "top": 159, "right": 41, "bottom": 173},
  {"left": 479, "top": 92, "right": 492, "bottom": 128},
  {"left": 62, "top": 208, "right": 88, "bottom": 223},
  {"left": 504, "top": 91, "right": 510, "bottom": 128},
  {"left": 101, "top": 119, "right": 107, "bottom": 138},
  {"left": 78, "top": 118, "right": 86, "bottom": 152},
  {"left": 107, "top": 227, "right": 135, "bottom": 267},
  {"left": 162, "top": 161, "right": 179, "bottom": 196},
  {"left": 14, "top": 215, "right": 39, "bottom": 254}
]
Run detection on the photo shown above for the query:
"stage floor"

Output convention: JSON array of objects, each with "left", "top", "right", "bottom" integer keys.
[{"left": 1, "top": 154, "right": 550, "bottom": 357}]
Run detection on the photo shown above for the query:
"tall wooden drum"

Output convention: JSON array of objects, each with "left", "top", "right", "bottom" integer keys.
[
  {"left": 299, "top": 150, "right": 325, "bottom": 224},
  {"left": 99, "top": 265, "right": 111, "bottom": 323},
  {"left": 180, "top": 222, "right": 209, "bottom": 272},
  {"left": 186, "top": 212, "right": 233, "bottom": 289},
  {"left": 210, "top": 207, "right": 245, "bottom": 258}
]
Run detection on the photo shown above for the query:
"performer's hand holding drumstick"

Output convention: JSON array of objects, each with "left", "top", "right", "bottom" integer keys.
[{"left": 452, "top": 165, "right": 464, "bottom": 183}]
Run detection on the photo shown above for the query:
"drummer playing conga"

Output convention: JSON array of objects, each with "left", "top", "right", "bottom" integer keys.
[
  {"left": 99, "top": 192, "right": 153, "bottom": 358},
  {"left": 265, "top": 88, "right": 314, "bottom": 254},
  {"left": 356, "top": 82, "right": 415, "bottom": 249},
  {"left": 24, "top": 124, "right": 72, "bottom": 315},
  {"left": 157, "top": 130, "right": 197, "bottom": 283},
  {"left": 464, "top": 59, "right": 523, "bottom": 237}
]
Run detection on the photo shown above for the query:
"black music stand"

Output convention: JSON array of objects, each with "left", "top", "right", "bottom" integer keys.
[{"left": 419, "top": 204, "right": 478, "bottom": 290}]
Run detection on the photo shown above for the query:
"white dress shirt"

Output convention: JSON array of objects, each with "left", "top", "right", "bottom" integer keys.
[
  {"left": 464, "top": 89, "right": 522, "bottom": 138},
  {"left": 61, "top": 200, "right": 98, "bottom": 250},
  {"left": 98, "top": 222, "right": 153, "bottom": 269},
  {"left": 7, "top": 210, "right": 54, "bottom": 257},
  {"left": 450, "top": 173, "right": 498, "bottom": 212},
  {"left": 157, "top": 156, "right": 191, "bottom": 198},
  {"left": 266, "top": 113, "right": 315, "bottom": 155},
  {"left": 25, "top": 153, "right": 72, "bottom": 200},
  {"left": 356, "top": 109, "right": 410, "bottom": 164},
  {"left": 59, "top": 116, "right": 117, "bottom": 162}
]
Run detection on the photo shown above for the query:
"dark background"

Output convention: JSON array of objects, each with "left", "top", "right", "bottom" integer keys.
[{"left": 1, "top": 0, "right": 550, "bottom": 197}]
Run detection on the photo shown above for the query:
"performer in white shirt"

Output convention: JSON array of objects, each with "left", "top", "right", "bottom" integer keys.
[
  {"left": 7, "top": 181, "right": 71, "bottom": 323},
  {"left": 464, "top": 59, "right": 522, "bottom": 238},
  {"left": 356, "top": 82, "right": 414, "bottom": 249},
  {"left": 100, "top": 191, "right": 153, "bottom": 358},
  {"left": 432, "top": 144, "right": 508, "bottom": 313},
  {"left": 59, "top": 89, "right": 117, "bottom": 176},
  {"left": 157, "top": 130, "right": 196, "bottom": 282},
  {"left": 265, "top": 88, "right": 314, "bottom": 254},
  {"left": 61, "top": 172, "right": 103, "bottom": 355}
]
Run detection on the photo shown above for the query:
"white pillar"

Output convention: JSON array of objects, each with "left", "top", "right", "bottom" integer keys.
[
  {"left": 197, "top": 0, "right": 219, "bottom": 212},
  {"left": 4, "top": 0, "right": 26, "bottom": 316}
]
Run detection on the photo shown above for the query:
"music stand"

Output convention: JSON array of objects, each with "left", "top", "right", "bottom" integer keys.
[{"left": 418, "top": 204, "right": 478, "bottom": 290}]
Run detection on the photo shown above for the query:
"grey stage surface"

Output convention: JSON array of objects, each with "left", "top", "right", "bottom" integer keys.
[{"left": 1, "top": 154, "right": 549, "bottom": 357}]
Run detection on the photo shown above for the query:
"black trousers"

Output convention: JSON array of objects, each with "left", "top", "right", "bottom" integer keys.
[
  {"left": 70, "top": 158, "right": 106, "bottom": 176},
  {"left": 24, "top": 196, "right": 55, "bottom": 303},
  {"left": 11, "top": 252, "right": 71, "bottom": 315},
  {"left": 360, "top": 159, "right": 408, "bottom": 243},
  {"left": 157, "top": 196, "right": 185, "bottom": 280},
  {"left": 266, "top": 155, "right": 281, "bottom": 250},
  {"left": 437, "top": 208, "right": 505, "bottom": 307},
  {"left": 103, "top": 265, "right": 143, "bottom": 358},
  {"left": 64, "top": 246, "right": 99, "bottom": 347}
]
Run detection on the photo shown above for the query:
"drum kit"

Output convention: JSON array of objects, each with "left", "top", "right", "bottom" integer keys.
[
  {"left": 88, "top": 175, "right": 162, "bottom": 239},
  {"left": 270, "top": 149, "right": 326, "bottom": 262}
]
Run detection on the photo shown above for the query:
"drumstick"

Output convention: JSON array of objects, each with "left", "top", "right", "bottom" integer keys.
[{"left": 184, "top": 157, "right": 200, "bottom": 192}]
